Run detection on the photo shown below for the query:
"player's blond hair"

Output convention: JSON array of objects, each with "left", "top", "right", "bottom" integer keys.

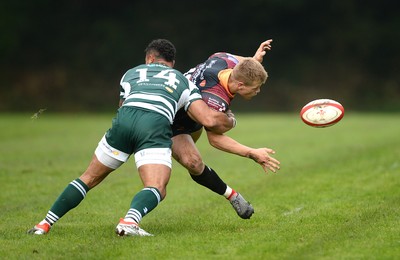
[{"left": 232, "top": 58, "right": 268, "bottom": 86}]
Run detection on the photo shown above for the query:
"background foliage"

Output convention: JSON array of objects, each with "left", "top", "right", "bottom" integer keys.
[{"left": 1, "top": 0, "right": 399, "bottom": 112}]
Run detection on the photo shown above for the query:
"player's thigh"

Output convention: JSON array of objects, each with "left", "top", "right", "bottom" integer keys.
[
  {"left": 171, "top": 133, "right": 204, "bottom": 173},
  {"left": 190, "top": 128, "right": 203, "bottom": 143},
  {"left": 171, "top": 128, "right": 203, "bottom": 157},
  {"left": 172, "top": 134, "right": 200, "bottom": 159}
]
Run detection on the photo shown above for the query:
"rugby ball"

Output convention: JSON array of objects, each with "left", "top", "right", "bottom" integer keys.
[{"left": 300, "top": 99, "right": 344, "bottom": 127}]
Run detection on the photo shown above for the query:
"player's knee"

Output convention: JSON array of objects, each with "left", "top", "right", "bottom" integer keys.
[
  {"left": 172, "top": 147, "right": 204, "bottom": 174},
  {"left": 182, "top": 153, "right": 204, "bottom": 174}
]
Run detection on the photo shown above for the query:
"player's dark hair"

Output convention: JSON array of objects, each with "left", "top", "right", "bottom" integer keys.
[{"left": 145, "top": 39, "right": 176, "bottom": 62}]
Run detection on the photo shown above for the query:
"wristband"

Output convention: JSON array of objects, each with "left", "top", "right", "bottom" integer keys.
[{"left": 231, "top": 117, "right": 237, "bottom": 128}]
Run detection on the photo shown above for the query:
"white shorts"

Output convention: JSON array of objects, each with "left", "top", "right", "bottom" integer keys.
[
  {"left": 134, "top": 148, "right": 172, "bottom": 168},
  {"left": 95, "top": 135, "right": 172, "bottom": 169}
]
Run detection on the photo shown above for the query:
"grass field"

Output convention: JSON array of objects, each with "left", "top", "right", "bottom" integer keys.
[{"left": 1, "top": 112, "right": 399, "bottom": 259}]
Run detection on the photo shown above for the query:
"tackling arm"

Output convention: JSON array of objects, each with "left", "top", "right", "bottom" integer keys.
[
  {"left": 206, "top": 130, "right": 280, "bottom": 173},
  {"left": 187, "top": 100, "right": 236, "bottom": 134}
]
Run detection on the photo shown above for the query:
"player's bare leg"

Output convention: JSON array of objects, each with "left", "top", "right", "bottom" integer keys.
[
  {"left": 79, "top": 155, "right": 114, "bottom": 188},
  {"left": 28, "top": 155, "right": 114, "bottom": 235},
  {"left": 172, "top": 133, "right": 204, "bottom": 174},
  {"left": 172, "top": 132, "right": 254, "bottom": 219},
  {"left": 116, "top": 163, "right": 171, "bottom": 237},
  {"left": 137, "top": 164, "right": 171, "bottom": 199}
]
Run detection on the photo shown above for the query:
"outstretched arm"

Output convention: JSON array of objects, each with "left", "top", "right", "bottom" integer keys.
[
  {"left": 232, "top": 39, "right": 273, "bottom": 63},
  {"left": 206, "top": 130, "right": 280, "bottom": 173}
]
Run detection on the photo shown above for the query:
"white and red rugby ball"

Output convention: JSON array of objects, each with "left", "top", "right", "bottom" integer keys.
[{"left": 300, "top": 99, "right": 344, "bottom": 127}]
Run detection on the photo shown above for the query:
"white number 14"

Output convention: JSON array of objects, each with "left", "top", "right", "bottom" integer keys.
[{"left": 136, "top": 68, "right": 180, "bottom": 89}]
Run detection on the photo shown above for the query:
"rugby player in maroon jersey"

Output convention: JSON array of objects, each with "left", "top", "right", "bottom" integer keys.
[{"left": 171, "top": 40, "right": 280, "bottom": 219}]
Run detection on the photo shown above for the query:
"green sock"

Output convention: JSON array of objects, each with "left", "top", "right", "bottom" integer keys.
[
  {"left": 124, "top": 187, "right": 161, "bottom": 224},
  {"left": 44, "top": 178, "right": 89, "bottom": 225}
]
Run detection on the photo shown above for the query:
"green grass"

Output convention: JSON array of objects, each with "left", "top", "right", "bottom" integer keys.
[{"left": 1, "top": 112, "right": 399, "bottom": 259}]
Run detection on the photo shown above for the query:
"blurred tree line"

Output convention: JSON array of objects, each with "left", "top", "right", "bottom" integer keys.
[{"left": 0, "top": 0, "right": 399, "bottom": 112}]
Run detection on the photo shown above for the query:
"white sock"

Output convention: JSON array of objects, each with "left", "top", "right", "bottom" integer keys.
[{"left": 224, "top": 186, "right": 237, "bottom": 200}]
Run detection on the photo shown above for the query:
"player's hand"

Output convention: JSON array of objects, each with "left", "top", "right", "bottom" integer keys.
[
  {"left": 247, "top": 147, "right": 280, "bottom": 173},
  {"left": 253, "top": 39, "right": 273, "bottom": 63}
]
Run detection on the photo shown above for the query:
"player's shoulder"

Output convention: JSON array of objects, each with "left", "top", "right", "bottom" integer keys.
[
  {"left": 170, "top": 67, "right": 186, "bottom": 76},
  {"left": 123, "top": 64, "right": 146, "bottom": 76},
  {"left": 129, "top": 63, "right": 147, "bottom": 71},
  {"left": 209, "top": 52, "right": 239, "bottom": 63},
  {"left": 170, "top": 67, "right": 190, "bottom": 83},
  {"left": 205, "top": 53, "right": 239, "bottom": 70}
]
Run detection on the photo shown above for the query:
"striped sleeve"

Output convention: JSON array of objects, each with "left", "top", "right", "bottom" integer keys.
[
  {"left": 181, "top": 80, "right": 202, "bottom": 111},
  {"left": 119, "top": 71, "right": 131, "bottom": 100}
]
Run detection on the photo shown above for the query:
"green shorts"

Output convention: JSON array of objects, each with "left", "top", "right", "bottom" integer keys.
[{"left": 105, "top": 106, "right": 172, "bottom": 155}]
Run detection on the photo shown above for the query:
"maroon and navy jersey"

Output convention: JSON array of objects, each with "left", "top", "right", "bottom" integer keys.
[{"left": 172, "top": 53, "right": 239, "bottom": 136}]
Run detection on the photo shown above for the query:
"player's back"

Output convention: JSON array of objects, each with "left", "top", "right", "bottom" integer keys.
[{"left": 121, "top": 63, "right": 201, "bottom": 124}]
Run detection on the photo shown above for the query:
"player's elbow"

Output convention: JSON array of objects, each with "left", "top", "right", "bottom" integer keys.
[
  {"left": 201, "top": 116, "right": 219, "bottom": 129},
  {"left": 204, "top": 118, "right": 229, "bottom": 134}
]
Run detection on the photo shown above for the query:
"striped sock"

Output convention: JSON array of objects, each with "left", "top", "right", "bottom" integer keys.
[
  {"left": 44, "top": 178, "right": 89, "bottom": 226},
  {"left": 225, "top": 187, "right": 237, "bottom": 200},
  {"left": 124, "top": 187, "right": 161, "bottom": 224},
  {"left": 43, "top": 211, "right": 59, "bottom": 226}
]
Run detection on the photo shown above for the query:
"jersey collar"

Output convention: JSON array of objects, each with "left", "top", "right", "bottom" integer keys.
[{"left": 218, "top": 69, "right": 235, "bottom": 98}]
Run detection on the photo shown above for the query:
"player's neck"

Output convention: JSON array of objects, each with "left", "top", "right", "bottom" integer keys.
[
  {"left": 227, "top": 75, "right": 239, "bottom": 94},
  {"left": 145, "top": 54, "right": 174, "bottom": 68}
]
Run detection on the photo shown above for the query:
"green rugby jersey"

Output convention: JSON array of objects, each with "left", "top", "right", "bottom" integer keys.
[{"left": 120, "top": 63, "right": 202, "bottom": 124}]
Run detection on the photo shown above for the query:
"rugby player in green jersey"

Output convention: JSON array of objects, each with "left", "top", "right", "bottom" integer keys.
[{"left": 27, "top": 39, "right": 236, "bottom": 236}]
